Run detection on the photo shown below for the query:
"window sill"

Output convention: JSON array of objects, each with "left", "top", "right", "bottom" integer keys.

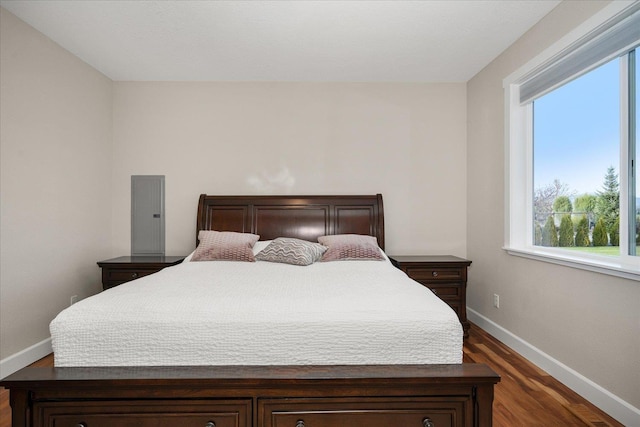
[{"left": 503, "top": 246, "right": 640, "bottom": 281}]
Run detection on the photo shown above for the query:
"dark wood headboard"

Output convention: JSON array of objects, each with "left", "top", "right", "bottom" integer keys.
[{"left": 196, "top": 194, "right": 385, "bottom": 250}]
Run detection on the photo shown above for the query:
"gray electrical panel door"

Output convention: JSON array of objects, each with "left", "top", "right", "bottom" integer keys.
[{"left": 131, "top": 175, "right": 165, "bottom": 255}]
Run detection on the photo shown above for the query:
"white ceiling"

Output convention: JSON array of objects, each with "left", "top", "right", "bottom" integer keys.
[{"left": 0, "top": 0, "right": 560, "bottom": 82}]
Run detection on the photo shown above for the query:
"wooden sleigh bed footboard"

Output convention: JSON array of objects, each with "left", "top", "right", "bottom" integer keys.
[
  {"left": 1, "top": 194, "right": 500, "bottom": 426},
  {"left": 3, "top": 364, "right": 500, "bottom": 427}
]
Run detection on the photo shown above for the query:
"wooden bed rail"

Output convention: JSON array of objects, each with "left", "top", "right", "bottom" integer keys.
[{"left": 2, "top": 363, "right": 499, "bottom": 427}]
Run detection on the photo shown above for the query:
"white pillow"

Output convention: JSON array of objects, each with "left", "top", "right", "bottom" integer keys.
[{"left": 252, "top": 240, "right": 272, "bottom": 255}]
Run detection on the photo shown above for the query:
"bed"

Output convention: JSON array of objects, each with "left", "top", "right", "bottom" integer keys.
[{"left": 2, "top": 194, "right": 499, "bottom": 427}]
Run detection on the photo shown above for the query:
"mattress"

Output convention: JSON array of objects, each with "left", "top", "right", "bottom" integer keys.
[{"left": 51, "top": 256, "right": 463, "bottom": 366}]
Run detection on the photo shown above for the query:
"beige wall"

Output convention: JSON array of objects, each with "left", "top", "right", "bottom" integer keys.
[
  {"left": 111, "top": 82, "right": 467, "bottom": 257},
  {"left": 0, "top": 8, "right": 469, "bottom": 367},
  {"left": 0, "top": 8, "right": 112, "bottom": 361},
  {"left": 467, "top": 0, "right": 640, "bottom": 413},
  {"left": 3, "top": 1, "right": 636, "bottom": 421}
]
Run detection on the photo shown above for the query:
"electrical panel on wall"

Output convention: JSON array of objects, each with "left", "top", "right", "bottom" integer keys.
[{"left": 131, "top": 175, "right": 165, "bottom": 255}]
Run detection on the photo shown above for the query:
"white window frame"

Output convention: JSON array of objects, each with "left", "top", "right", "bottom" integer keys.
[{"left": 503, "top": 1, "right": 640, "bottom": 281}]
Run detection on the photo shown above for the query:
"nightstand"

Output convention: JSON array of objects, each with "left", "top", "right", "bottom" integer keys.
[
  {"left": 97, "top": 255, "right": 185, "bottom": 290},
  {"left": 389, "top": 255, "right": 472, "bottom": 338}
]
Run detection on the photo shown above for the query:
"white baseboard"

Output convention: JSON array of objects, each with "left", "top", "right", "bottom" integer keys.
[
  {"left": 0, "top": 337, "right": 52, "bottom": 379},
  {"left": 467, "top": 308, "right": 640, "bottom": 427}
]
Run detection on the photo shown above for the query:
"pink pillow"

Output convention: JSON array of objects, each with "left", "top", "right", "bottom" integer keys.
[
  {"left": 191, "top": 230, "right": 260, "bottom": 262},
  {"left": 318, "top": 234, "right": 384, "bottom": 261}
]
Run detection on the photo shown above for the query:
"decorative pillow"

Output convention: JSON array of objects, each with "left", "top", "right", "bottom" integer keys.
[
  {"left": 256, "top": 237, "right": 327, "bottom": 266},
  {"left": 191, "top": 230, "right": 260, "bottom": 262},
  {"left": 252, "top": 240, "right": 273, "bottom": 255},
  {"left": 318, "top": 234, "right": 384, "bottom": 261}
]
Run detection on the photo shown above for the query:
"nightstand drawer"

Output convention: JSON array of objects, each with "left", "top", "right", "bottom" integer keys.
[
  {"left": 426, "top": 284, "right": 461, "bottom": 298},
  {"left": 106, "top": 268, "right": 155, "bottom": 282},
  {"left": 98, "top": 256, "right": 185, "bottom": 290},
  {"left": 404, "top": 267, "right": 464, "bottom": 282}
]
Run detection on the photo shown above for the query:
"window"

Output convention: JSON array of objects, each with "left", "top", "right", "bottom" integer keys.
[
  {"left": 533, "top": 57, "right": 621, "bottom": 252},
  {"left": 504, "top": 2, "right": 640, "bottom": 279}
]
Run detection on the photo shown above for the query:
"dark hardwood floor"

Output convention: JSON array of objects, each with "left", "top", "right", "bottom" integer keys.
[
  {"left": 463, "top": 324, "right": 623, "bottom": 426},
  {"left": 0, "top": 323, "right": 624, "bottom": 427}
]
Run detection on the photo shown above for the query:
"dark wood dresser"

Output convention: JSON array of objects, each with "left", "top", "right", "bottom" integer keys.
[
  {"left": 97, "top": 255, "right": 185, "bottom": 290},
  {"left": 390, "top": 255, "right": 472, "bottom": 338}
]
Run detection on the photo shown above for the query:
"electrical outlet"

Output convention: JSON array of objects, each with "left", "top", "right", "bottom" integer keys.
[
  {"left": 493, "top": 293, "right": 500, "bottom": 308},
  {"left": 70, "top": 295, "right": 78, "bottom": 306}
]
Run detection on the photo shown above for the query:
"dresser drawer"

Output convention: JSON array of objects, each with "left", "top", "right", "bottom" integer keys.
[
  {"left": 35, "top": 399, "right": 251, "bottom": 427},
  {"left": 261, "top": 398, "right": 468, "bottom": 427},
  {"left": 404, "top": 266, "right": 464, "bottom": 282},
  {"left": 269, "top": 410, "right": 455, "bottom": 427}
]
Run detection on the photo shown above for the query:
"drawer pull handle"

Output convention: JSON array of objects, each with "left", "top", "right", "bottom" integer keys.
[
  {"left": 76, "top": 423, "right": 87, "bottom": 427},
  {"left": 131, "top": 272, "right": 138, "bottom": 278},
  {"left": 432, "top": 271, "right": 438, "bottom": 277},
  {"left": 423, "top": 418, "right": 435, "bottom": 427},
  {"left": 205, "top": 422, "right": 216, "bottom": 427},
  {"left": 295, "top": 420, "right": 305, "bottom": 427}
]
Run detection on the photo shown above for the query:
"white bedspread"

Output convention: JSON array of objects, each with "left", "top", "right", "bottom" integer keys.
[{"left": 51, "top": 258, "right": 463, "bottom": 366}]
